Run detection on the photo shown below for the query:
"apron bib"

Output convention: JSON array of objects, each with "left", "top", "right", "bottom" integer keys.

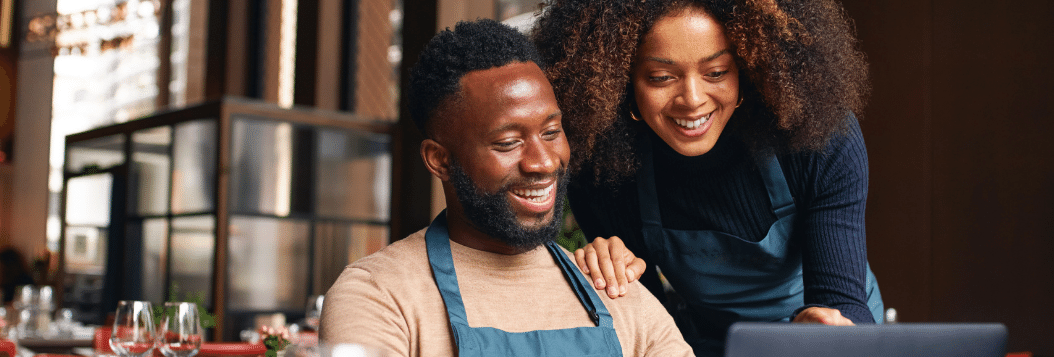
[
  {"left": 426, "top": 211, "right": 623, "bottom": 357},
  {"left": 635, "top": 136, "right": 883, "bottom": 356}
]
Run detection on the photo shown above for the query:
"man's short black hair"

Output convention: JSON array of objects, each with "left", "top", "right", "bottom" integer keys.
[{"left": 408, "top": 18, "right": 544, "bottom": 138}]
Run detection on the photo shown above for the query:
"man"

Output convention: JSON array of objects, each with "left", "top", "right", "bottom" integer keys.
[{"left": 320, "top": 19, "right": 693, "bottom": 356}]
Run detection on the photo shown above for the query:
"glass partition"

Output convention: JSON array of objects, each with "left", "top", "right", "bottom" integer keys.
[
  {"left": 65, "top": 174, "right": 113, "bottom": 227},
  {"left": 140, "top": 218, "right": 169, "bottom": 305},
  {"left": 229, "top": 118, "right": 296, "bottom": 216},
  {"left": 227, "top": 216, "right": 310, "bottom": 311},
  {"left": 66, "top": 135, "right": 125, "bottom": 174},
  {"left": 132, "top": 126, "right": 172, "bottom": 216},
  {"left": 170, "top": 215, "right": 215, "bottom": 309},
  {"left": 63, "top": 173, "right": 113, "bottom": 324},
  {"left": 61, "top": 98, "right": 394, "bottom": 337},
  {"left": 315, "top": 128, "right": 391, "bottom": 221},
  {"left": 171, "top": 119, "right": 216, "bottom": 214}
]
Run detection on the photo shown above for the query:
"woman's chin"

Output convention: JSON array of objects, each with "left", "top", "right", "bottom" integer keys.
[{"left": 654, "top": 128, "right": 720, "bottom": 157}]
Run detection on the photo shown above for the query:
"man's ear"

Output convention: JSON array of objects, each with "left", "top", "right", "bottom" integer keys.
[{"left": 421, "top": 139, "right": 451, "bottom": 181}]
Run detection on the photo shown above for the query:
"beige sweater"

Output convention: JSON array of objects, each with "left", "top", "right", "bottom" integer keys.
[{"left": 320, "top": 228, "right": 694, "bottom": 356}]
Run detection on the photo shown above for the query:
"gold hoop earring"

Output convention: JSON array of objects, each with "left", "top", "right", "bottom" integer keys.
[
  {"left": 735, "top": 96, "right": 744, "bottom": 108},
  {"left": 630, "top": 111, "right": 642, "bottom": 121}
]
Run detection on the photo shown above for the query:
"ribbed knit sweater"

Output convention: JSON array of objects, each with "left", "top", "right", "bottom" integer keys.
[{"left": 567, "top": 117, "right": 874, "bottom": 338}]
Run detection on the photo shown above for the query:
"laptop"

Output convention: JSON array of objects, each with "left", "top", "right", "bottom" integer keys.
[{"left": 725, "top": 322, "right": 1008, "bottom": 357}]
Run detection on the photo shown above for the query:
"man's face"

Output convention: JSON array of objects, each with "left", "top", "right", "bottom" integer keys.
[{"left": 436, "top": 62, "right": 569, "bottom": 248}]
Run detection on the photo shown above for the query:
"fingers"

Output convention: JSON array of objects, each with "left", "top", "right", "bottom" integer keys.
[
  {"left": 573, "top": 236, "right": 645, "bottom": 299},
  {"left": 574, "top": 248, "right": 589, "bottom": 274},
  {"left": 611, "top": 237, "right": 644, "bottom": 283},
  {"left": 792, "top": 307, "right": 855, "bottom": 326},
  {"left": 582, "top": 243, "right": 606, "bottom": 291},
  {"left": 626, "top": 256, "right": 646, "bottom": 283},
  {"left": 608, "top": 237, "right": 629, "bottom": 297},
  {"left": 826, "top": 314, "right": 855, "bottom": 326},
  {"left": 575, "top": 247, "right": 608, "bottom": 291},
  {"left": 592, "top": 238, "right": 622, "bottom": 298}
]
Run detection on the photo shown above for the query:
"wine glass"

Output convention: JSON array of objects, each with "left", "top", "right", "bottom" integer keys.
[
  {"left": 110, "top": 301, "right": 157, "bottom": 357},
  {"left": 157, "top": 302, "right": 203, "bottom": 357},
  {"left": 305, "top": 295, "right": 324, "bottom": 331}
]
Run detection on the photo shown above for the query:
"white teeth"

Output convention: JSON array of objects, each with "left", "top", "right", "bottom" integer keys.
[
  {"left": 674, "top": 114, "right": 709, "bottom": 129},
  {"left": 512, "top": 185, "right": 553, "bottom": 202}
]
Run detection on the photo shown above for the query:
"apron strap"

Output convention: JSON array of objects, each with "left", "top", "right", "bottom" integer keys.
[
  {"left": 427, "top": 211, "right": 615, "bottom": 330},
  {"left": 757, "top": 155, "right": 796, "bottom": 219},
  {"left": 545, "top": 241, "right": 615, "bottom": 328},
  {"left": 636, "top": 134, "right": 663, "bottom": 228},
  {"left": 425, "top": 211, "right": 472, "bottom": 327}
]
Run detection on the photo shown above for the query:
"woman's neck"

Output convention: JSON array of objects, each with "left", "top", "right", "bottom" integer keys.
[{"left": 649, "top": 129, "right": 745, "bottom": 172}]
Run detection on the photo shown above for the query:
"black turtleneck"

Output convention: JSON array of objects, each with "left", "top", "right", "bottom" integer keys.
[{"left": 567, "top": 117, "right": 874, "bottom": 329}]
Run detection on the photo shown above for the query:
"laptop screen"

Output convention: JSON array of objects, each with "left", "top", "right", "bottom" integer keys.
[{"left": 724, "top": 322, "right": 1007, "bottom": 357}]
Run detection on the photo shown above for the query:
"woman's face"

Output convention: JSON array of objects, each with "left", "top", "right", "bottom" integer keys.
[{"left": 632, "top": 6, "right": 739, "bottom": 157}]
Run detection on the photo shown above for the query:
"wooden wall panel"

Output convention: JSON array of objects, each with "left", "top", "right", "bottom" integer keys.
[
  {"left": 844, "top": 0, "right": 1054, "bottom": 354},
  {"left": 929, "top": 0, "right": 1054, "bottom": 353},
  {"left": 0, "top": 164, "right": 10, "bottom": 246},
  {"left": 314, "top": 0, "right": 344, "bottom": 110},
  {"left": 842, "top": 0, "right": 934, "bottom": 323},
  {"left": 224, "top": 0, "right": 251, "bottom": 98},
  {"left": 355, "top": 0, "right": 396, "bottom": 118},
  {"left": 390, "top": 0, "right": 437, "bottom": 241},
  {"left": 1, "top": 49, "right": 15, "bottom": 162},
  {"left": 185, "top": 0, "right": 210, "bottom": 104}
]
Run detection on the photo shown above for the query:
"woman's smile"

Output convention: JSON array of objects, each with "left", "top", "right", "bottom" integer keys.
[{"left": 669, "top": 110, "right": 716, "bottom": 138}]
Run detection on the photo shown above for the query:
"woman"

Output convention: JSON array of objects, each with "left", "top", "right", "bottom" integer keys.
[{"left": 532, "top": 0, "right": 883, "bottom": 354}]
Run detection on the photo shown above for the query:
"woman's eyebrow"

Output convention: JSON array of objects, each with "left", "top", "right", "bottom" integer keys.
[
  {"left": 645, "top": 49, "right": 730, "bottom": 65},
  {"left": 702, "top": 49, "right": 731, "bottom": 62}
]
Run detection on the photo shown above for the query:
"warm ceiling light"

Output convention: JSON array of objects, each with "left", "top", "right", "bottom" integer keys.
[{"left": 278, "top": 0, "right": 298, "bottom": 109}]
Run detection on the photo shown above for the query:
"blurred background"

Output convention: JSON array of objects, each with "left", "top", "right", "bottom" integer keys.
[{"left": 0, "top": 0, "right": 1051, "bottom": 355}]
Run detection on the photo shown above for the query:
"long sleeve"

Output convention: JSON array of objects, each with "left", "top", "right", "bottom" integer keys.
[
  {"left": 567, "top": 114, "right": 876, "bottom": 328},
  {"left": 783, "top": 118, "right": 873, "bottom": 323}
]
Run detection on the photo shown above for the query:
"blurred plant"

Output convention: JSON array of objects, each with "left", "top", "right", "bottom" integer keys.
[
  {"left": 152, "top": 283, "right": 216, "bottom": 328},
  {"left": 555, "top": 197, "right": 587, "bottom": 251},
  {"left": 259, "top": 325, "right": 291, "bottom": 357}
]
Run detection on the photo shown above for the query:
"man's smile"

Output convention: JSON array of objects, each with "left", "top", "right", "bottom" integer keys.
[{"left": 508, "top": 179, "right": 557, "bottom": 214}]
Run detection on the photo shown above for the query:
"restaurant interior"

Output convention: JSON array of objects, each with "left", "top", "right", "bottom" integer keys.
[{"left": 0, "top": 0, "right": 1052, "bottom": 356}]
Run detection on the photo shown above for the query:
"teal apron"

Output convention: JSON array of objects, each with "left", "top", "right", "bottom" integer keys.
[
  {"left": 426, "top": 211, "right": 623, "bottom": 357},
  {"left": 636, "top": 137, "right": 884, "bottom": 356}
]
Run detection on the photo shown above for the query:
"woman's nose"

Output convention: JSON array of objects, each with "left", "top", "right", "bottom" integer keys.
[{"left": 677, "top": 75, "right": 706, "bottom": 109}]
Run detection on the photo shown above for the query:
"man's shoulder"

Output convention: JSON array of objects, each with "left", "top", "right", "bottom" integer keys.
[
  {"left": 321, "top": 228, "right": 452, "bottom": 355},
  {"left": 342, "top": 228, "right": 431, "bottom": 283},
  {"left": 553, "top": 245, "right": 694, "bottom": 356},
  {"left": 548, "top": 246, "right": 648, "bottom": 310}
]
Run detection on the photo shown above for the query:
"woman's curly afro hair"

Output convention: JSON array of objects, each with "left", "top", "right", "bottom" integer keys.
[
  {"left": 408, "top": 18, "right": 544, "bottom": 138},
  {"left": 532, "top": 0, "right": 870, "bottom": 183}
]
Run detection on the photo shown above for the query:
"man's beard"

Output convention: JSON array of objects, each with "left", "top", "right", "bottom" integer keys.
[{"left": 447, "top": 160, "right": 567, "bottom": 250}]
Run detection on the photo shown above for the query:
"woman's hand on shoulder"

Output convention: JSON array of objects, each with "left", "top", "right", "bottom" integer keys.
[
  {"left": 792, "top": 307, "right": 855, "bottom": 326},
  {"left": 574, "top": 236, "right": 646, "bottom": 299}
]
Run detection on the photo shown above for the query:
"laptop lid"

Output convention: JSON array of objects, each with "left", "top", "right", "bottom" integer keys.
[{"left": 724, "top": 322, "right": 1008, "bottom": 357}]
